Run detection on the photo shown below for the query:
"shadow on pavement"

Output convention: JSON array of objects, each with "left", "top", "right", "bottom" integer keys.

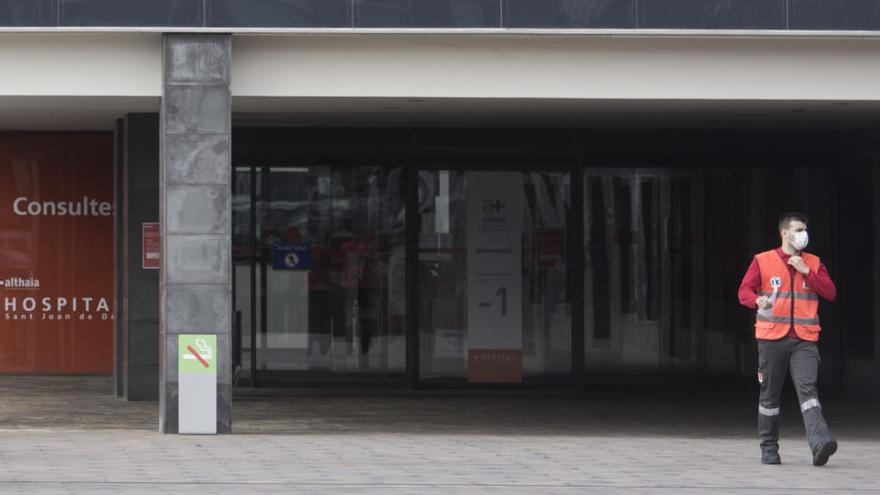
[{"left": 1, "top": 375, "right": 876, "bottom": 440}]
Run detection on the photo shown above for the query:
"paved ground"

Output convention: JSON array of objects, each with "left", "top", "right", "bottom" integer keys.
[{"left": 1, "top": 376, "right": 878, "bottom": 494}]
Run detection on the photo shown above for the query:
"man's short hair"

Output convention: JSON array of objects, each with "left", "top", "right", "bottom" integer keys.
[{"left": 779, "top": 212, "right": 808, "bottom": 231}]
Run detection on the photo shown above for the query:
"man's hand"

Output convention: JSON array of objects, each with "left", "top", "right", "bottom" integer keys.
[
  {"left": 788, "top": 256, "right": 810, "bottom": 275},
  {"left": 755, "top": 296, "right": 772, "bottom": 309}
]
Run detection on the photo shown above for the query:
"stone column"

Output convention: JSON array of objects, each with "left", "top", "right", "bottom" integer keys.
[{"left": 160, "top": 34, "right": 232, "bottom": 433}]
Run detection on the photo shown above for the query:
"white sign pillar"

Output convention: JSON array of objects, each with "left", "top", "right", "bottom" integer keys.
[{"left": 466, "top": 171, "right": 523, "bottom": 383}]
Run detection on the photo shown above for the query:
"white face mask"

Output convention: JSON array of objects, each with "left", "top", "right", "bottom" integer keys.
[{"left": 791, "top": 230, "right": 809, "bottom": 251}]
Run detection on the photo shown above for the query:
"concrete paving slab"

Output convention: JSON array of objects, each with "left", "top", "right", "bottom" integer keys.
[{"left": 0, "top": 376, "right": 877, "bottom": 494}]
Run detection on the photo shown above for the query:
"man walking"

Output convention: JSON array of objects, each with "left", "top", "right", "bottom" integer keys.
[{"left": 738, "top": 212, "right": 838, "bottom": 466}]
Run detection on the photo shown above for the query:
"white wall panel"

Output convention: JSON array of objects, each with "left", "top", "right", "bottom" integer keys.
[
  {"left": 0, "top": 34, "right": 161, "bottom": 97},
  {"left": 231, "top": 35, "right": 880, "bottom": 101}
]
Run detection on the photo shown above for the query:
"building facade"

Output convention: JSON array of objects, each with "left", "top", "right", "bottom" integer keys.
[{"left": 1, "top": 0, "right": 879, "bottom": 432}]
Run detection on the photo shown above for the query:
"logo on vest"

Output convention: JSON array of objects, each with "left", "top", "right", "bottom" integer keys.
[{"left": 770, "top": 277, "right": 782, "bottom": 289}]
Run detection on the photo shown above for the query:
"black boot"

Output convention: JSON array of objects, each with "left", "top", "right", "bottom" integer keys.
[
  {"left": 761, "top": 448, "right": 781, "bottom": 465},
  {"left": 812, "top": 439, "right": 837, "bottom": 466},
  {"left": 759, "top": 411, "right": 781, "bottom": 465},
  {"left": 802, "top": 405, "right": 837, "bottom": 466}
]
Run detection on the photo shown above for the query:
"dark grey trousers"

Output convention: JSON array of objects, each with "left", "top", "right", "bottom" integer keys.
[{"left": 757, "top": 337, "right": 834, "bottom": 452}]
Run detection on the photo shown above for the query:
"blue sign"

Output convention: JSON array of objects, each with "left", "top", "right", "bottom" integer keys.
[{"left": 272, "top": 242, "right": 312, "bottom": 270}]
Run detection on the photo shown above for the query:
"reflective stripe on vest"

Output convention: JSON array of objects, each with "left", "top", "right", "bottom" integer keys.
[
  {"left": 759, "top": 290, "right": 819, "bottom": 301},
  {"left": 755, "top": 314, "right": 820, "bottom": 325}
]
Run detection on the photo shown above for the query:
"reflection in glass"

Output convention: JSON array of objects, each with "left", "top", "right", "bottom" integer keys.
[
  {"left": 60, "top": 0, "right": 203, "bottom": 27},
  {"left": 0, "top": 0, "right": 55, "bottom": 26},
  {"left": 240, "top": 165, "right": 406, "bottom": 375},
  {"left": 583, "top": 170, "right": 701, "bottom": 374},
  {"left": 208, "top": 0, "right": 350, "bottom": 28},
  {"left": 639, "top": 0, "right": 785, "bottom": 30},
  {"left": 504, "top": 0, "right": 636, "bottom": 29},
  {"left": 355, "top": 0, "right": 500, "bottom": 28},
  {"left": 790, "top": 0, "right": 880, "bottom": 30}
]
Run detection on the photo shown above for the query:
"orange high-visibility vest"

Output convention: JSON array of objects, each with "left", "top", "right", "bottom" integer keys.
[{"left": 754, "top": 250, "right": 822, "bottom": 341}]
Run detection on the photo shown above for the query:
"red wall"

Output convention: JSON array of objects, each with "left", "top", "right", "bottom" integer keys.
[{"left": 0, "top": 133, "right": 114, "bottom": 374}]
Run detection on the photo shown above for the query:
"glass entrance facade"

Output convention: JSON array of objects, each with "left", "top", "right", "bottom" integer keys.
[{"left": 230, "top": 128, "right": 875, "bottom": 389}]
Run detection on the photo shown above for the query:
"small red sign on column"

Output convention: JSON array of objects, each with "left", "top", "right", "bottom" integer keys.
[{"left": 142, "top": 222, "right": 160, "bottom": 270}]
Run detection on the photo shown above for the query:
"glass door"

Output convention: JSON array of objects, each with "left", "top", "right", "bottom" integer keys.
[
  {"left": 417, "top": 168, "right": 572, "bottom": 384},
  {"left": 582, "top": 168, "right": 705, "bottom": 375},
  {"left": 233, "top": 164, "right": 407, "bottom": 385}
]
